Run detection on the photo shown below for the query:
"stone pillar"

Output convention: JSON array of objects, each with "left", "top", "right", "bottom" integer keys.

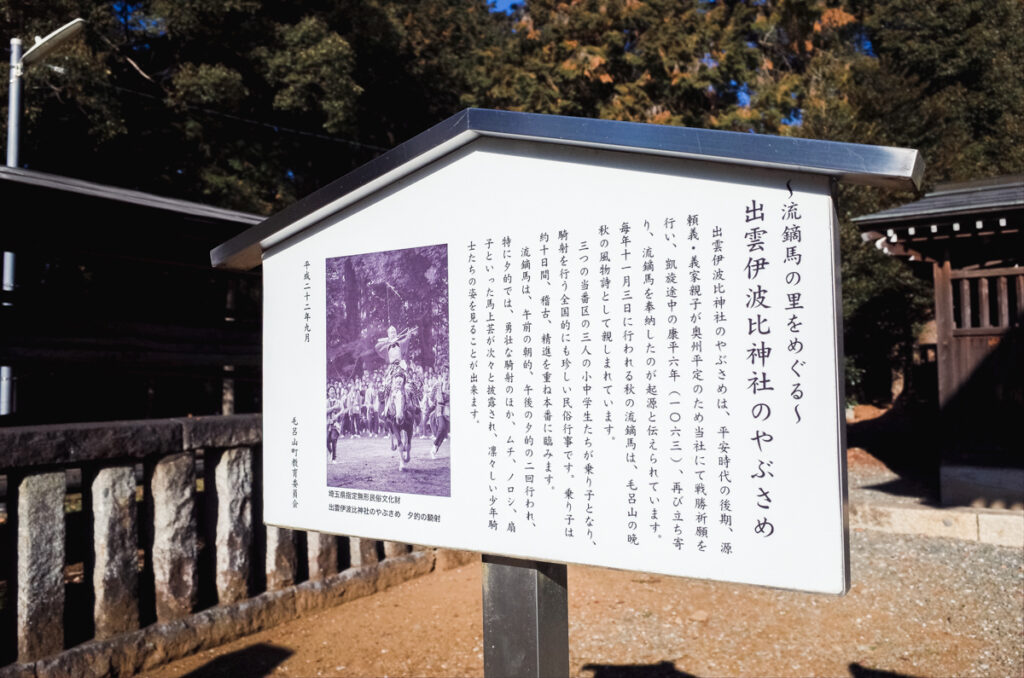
[
  {"left": 306, "top": 532, "right": 338, "bottom": 581},
  {"left": 92, "top": 466, "right": 139, "bottom": 639},
  {"left": 214, "top": 447, "right": 252, "bottom": 604},
  {"left": 265, "top": 526, "right": 297, "bottom": 591},
  {"left": 349, "top": 537, "right": 379, "bottom": 567},
  {"left": 151, "top": 452, "right": 197, "bottom": 621},
  {"left": 17, "top": 472, "right": 65, "bottom": 662},
  {"left": 383, "top": 541, "right": 409, "bottom": 559}
]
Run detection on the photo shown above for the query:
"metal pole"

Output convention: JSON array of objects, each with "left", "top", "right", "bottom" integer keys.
[
  {"left": 0, "top": 366, "right": 10, "bottom": 415},
  {"left": 1, "top": 38, "right": 19, "bottom": 415},
  {"left": 481, "top": 555, "right": 569, "bottom": 678},
  {"left": 7, "top": 37, "right": 21, "bottom": 168}
]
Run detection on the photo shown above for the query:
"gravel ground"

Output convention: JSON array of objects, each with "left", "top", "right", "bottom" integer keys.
[
  {"left": 142, "top": 529, "right": 1024, "bottom": 678},
  {"left": 846, "top": 447, "right": 938, "bottom": 508}
]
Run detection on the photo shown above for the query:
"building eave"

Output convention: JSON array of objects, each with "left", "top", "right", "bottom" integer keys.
[{"left": 0, "top": 165, "right": 263, "bottom": 226}]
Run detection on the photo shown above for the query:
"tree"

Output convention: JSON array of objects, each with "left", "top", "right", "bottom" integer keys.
[
  {"left": 326, "top": 246, "right": 449, "bottom": 380},
  {"left": 796, "top": 0, "right": 1024, "bottom": 402},
  {"left": 0, "top": 1, "right": 128, "bottom": 176},
  {"left": 5, "top": 0, "right": 1019, "bottom": 403},
  {"left": 1, "top": 0, "right": 509, "bottom": 214}
]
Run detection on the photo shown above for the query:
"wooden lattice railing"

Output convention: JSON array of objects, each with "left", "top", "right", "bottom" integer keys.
[{"left": 950, "top": 266, "right": 1023, "bottom": 333}]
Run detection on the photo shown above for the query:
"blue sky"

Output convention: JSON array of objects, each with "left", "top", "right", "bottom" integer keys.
[{"left": 490, "top": 0, "right": 519, "bottom": 13}]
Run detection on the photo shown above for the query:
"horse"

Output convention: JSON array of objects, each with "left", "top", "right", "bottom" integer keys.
[{"left": 383, "top": 378, "right": 416, "bottom": 470}]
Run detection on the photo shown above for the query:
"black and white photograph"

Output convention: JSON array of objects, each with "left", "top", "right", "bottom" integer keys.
[{"left": 324, "top": 244, "right": 450, "bottom": 497}]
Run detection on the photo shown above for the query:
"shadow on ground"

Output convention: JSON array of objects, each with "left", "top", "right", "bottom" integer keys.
[
  {"left": 177, "top": 643, "right": 293, "bottom": 678},
  {"left": 581, "top": 661, "right": 922, "bottom": 678},
  {"left": 847, "top": 404, "right": 940, "bottom": 502},
  {"left": 581, "top": 661, "right": 697, "bottom": 678},
  {"left": 849, "top": 661, "right": 922, "bottom": 678}
]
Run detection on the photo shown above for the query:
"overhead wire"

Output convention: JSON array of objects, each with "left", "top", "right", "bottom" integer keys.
[
  {"left": 27, "top": 75, "right": 389, "bottom": 153},
  {"left": 108, "top": 83, "right": 390, "bottom": 152},
  {"left": 16, "top": 25, "right": 391, "bottom": 154}
]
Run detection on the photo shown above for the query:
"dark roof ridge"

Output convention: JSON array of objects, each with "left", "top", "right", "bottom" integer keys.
[
  {"left": 854, "top": 176, "right": 1024, "bottom": 226},
  {"left": 928, "top": 174, "right": 1024, "bottom": 196},
  {"left": 0, "top": 165, "right": 264, "bottom": 225}
]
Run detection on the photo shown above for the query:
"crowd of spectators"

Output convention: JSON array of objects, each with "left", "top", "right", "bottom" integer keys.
[{"left": 326, "top": 361, "right": 449, "bottom": 442}]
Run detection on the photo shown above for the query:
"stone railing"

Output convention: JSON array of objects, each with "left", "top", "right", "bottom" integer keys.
[{"left": 0, "top": 415, "right": 470, "bottom": 677}]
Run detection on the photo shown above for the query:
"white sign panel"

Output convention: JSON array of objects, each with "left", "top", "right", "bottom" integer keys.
[{"left": 262, "top": 138, "right": 849, "bottom": 594}]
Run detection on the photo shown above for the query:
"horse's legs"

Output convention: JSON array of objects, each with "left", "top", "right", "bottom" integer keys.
[
  {"left": 430, "top": 416, "right": 449, "bottom": 459},
  {"left": 399, "top": 423, "right": 411, "bottom": 464},
  {"left": 395, "top": 421, "right": 407, "bottom": 470}
]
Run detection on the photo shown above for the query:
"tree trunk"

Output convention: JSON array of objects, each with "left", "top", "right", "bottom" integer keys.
[
  {"left": 344, "top": 258, "right": 360, "bottom": 337},
  {"left": 419, "top": 309, "right": 434, "bottom": 368}
]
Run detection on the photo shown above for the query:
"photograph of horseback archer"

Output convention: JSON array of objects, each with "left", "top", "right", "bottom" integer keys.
[{"left": 324, "top": 244, "right": 451, "bottom": 497}]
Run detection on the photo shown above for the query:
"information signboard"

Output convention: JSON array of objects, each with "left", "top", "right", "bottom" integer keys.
[{"left": 261, "top": 136, "right": 851, "bottom": 594}]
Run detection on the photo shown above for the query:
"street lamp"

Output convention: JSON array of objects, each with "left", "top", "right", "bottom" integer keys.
[
  {"left": 7, "top": 18, "right": 86, "bottom": 167},
  {"left": 2, "top": 17, "right": 85, "bottom": 417}
]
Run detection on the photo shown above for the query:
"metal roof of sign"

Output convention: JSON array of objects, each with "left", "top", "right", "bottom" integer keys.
[{"left": 211, "top": 108, "right": 924, "bottom": 271}]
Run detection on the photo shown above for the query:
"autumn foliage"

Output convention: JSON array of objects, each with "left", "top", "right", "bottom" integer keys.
[{"left": 2, "top": 0, "right": 1020, "bottom": 402}]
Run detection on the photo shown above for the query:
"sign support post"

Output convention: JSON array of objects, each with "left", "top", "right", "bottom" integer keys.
[{"left": 482, "top": 555, "right": 569, "bottom": 678}]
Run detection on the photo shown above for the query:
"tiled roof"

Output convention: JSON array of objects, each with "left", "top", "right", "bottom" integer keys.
[{"left": 853, "top": 176, "right": 1024, "bottom": 227}]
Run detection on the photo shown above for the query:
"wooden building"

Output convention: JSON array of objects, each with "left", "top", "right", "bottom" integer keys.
[
  {"left": 855, "top": 175, "right": 1023, "bottom": 504},
  {"left": 0, "top": 166, "right": 264, "bottom": 425}
]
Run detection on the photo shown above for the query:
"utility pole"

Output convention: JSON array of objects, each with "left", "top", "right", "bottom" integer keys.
[{"left": 2, "top": 19, "right": 86, "bottom": 416}]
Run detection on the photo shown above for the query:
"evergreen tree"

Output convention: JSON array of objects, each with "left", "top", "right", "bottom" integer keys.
[
  {"left": 1, "top": 0, "right": 508, "bottom": 213},
  {"left": 5, "top": 0, "right": 1020, "bottom": 402}
]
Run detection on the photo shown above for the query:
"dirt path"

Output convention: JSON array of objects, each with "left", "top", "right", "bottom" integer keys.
[
  {"left": 142, "top": 529, "right": 1023, "bottom": 678},
  {"left": 327, "top": 435, "right": 451, "bottom": 497}
]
